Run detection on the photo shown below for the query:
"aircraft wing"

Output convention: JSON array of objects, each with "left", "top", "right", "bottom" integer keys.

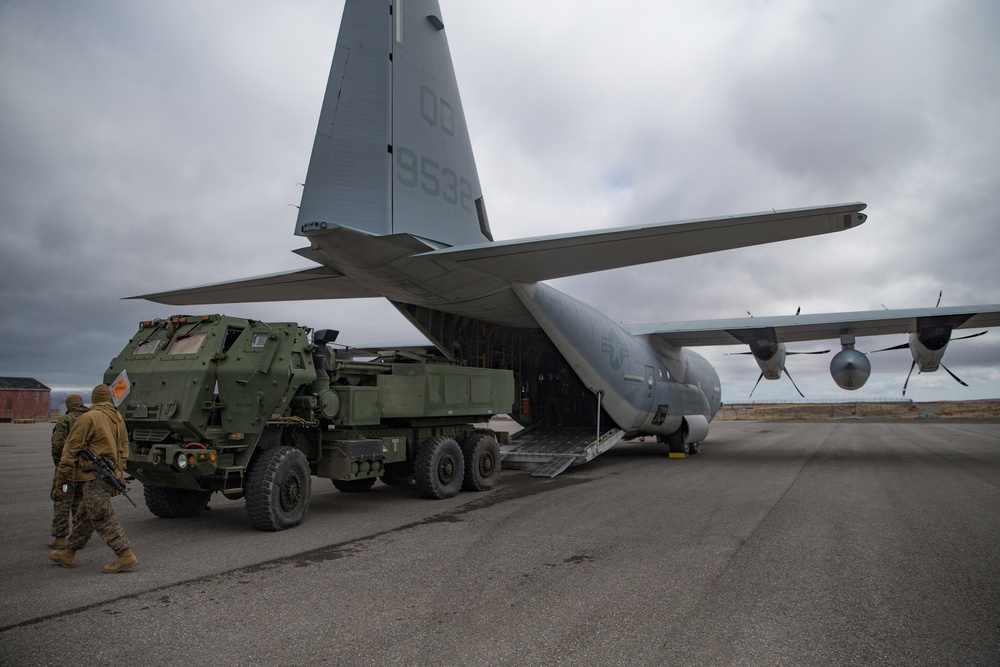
[
  {"left": 130, "top": 266, "right": 377, "bottom": 305},
  {"left": 424, "top": 203, "right": 867, "bottom": 283},
  {"left": 624, "top": 305, "right": 1000, "bottom": 347}
]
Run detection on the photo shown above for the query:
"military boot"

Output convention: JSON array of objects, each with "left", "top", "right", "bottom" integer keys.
[
  {"left": 102, "top": 549, "right": 138, "bottom": 574},
  {"left": 49, "top": 549, "right": 76, "bottom": 568},
  {"left": 48, "top": 536, "right": 67, "bottom": 549}
]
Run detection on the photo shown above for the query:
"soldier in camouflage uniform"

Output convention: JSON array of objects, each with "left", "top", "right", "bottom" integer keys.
[
  {"left": 49, "top": 384, "right": 138, "bottom": 574},
  {"left": 49, "top": 394, "right": 88, "bottom": 548}
]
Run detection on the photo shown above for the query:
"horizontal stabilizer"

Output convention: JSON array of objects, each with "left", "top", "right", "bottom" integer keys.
[
  {"left": 128, "top": 266, "right": 377, "bottom": 306},
  {"left": 627, "top": 304, "right": 1000, "bottom": 347},
  {"left": 424, "top": 203, "right": 867, "bottom": 283}
]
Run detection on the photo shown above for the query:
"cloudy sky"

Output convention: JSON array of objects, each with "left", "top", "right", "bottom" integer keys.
[{"left": 1, "top": 0, "right": 998, "bottom": 403}]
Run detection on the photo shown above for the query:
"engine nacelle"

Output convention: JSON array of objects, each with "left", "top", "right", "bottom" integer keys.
[
  {"left": 910, "top": 331, "right": 947, "bottom": 372},
  {"left": 830, "top": 349, "right": 871, "bottom": 390},
  {"left": 750, "top": 340, "right": 786, "bottom": 380}
]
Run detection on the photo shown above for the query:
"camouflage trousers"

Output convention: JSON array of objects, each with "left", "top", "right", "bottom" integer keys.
[
  {"left": 67, "top": 479, "right": 131, "bottom": 554},
  {"left": 51, "top": 479, "right": 83, "bottom": 538}
]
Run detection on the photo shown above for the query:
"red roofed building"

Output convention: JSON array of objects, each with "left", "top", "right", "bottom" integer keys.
[{"left": 0, "top": 377, "right": 51, "bottom": 422}]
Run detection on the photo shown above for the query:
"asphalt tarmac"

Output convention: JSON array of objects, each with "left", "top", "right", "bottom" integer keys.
[{"left": 1, "top": 420, "right": 998, "bottom": 666}]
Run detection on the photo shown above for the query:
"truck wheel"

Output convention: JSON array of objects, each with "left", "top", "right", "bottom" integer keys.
[
  {"left": 414, "top": 436, "right": 464, "bottom": 499},
  {"left": 246, "top": 446, "right": 311, "bottom": 531},
  {"left": 332, "top": 478, "right": 376, "bottom": 492},
  {"left": 143, "top": 486, "right": 211, "bottom": 518},
  {"left": 461, "top": 433, "right": 500, "bottom": 492}
]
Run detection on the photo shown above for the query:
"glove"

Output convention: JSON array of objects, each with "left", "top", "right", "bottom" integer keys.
[{"left": 51, "top": 479, "right": 69, "bottom": 500}]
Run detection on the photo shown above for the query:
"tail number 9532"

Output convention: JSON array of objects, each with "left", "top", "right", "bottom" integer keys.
[{"left": 395, "top": 146, "right": 474, "bottom": 214}]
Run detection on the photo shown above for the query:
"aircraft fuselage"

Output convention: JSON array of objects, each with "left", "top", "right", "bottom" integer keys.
[{"left": 512, "top": 282, "right": 720, "bottom": 439}]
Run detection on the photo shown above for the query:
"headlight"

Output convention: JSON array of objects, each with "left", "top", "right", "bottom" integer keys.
[{"left": 175, "top": 452, "right": 188, "bottom": 469}]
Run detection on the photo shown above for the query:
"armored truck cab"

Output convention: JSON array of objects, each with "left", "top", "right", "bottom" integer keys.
[{"left": 105, "top": 315, "right": 514, "bottom": 530}]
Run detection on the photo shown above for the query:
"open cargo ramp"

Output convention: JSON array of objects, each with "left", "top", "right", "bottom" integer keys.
[{"left": 499, "top": 426, "right": 625, "bottom": 478}]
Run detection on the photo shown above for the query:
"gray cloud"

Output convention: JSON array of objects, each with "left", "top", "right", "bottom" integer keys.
[{"left": 1, "top": 0, "right": 998, "bottom": 402}]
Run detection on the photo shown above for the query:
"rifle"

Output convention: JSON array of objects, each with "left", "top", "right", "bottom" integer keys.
[{"left": 79, "top": 449, "right": 137, "bottom": 507}]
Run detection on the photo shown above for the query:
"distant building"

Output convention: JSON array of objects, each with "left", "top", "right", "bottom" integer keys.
[{"left": 0, "top": 377, "right": 51, "bottom": 422}]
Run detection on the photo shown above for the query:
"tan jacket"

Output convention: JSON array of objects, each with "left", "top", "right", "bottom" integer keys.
[{"left": 56, "top": 402, "right": 129, "bottom": 486}]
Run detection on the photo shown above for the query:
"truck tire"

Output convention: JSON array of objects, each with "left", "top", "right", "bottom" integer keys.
[
  {"left": 246, "top": 446, "right": 311, "bottom": 531},
  {"left": 414, "top": 436, "right": 464, "bottom": 499},
  {"left": 461, "top": 433, "right": 500, "bottom": 492},
  {"left": 332, "top": 478, "right": 376, "bottom": 492},
  {"left": 143, "top": 486, "right": 211, "bottom": 518}
]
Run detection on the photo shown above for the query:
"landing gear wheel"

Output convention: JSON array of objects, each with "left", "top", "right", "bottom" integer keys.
[
  {"left": 332, "top": 477, "right": 377, "bottom": 492},
  {"left": 690, "top": 442, "right": 700, "bottom": 455},
  {"left": 664, "top": 430, "right": 691, "bottom": 456},
  {"left": 461, "top": 433, "right": 500, "bottom": 491},
  {"left": 143, "top": 486, "right": 211, "bottom": 518},
  {"left": 414, "top": 436, "right": 464, "bottom": 499},
  {"left": 246, "top": 446, "right": 312, "bottom": 531}
]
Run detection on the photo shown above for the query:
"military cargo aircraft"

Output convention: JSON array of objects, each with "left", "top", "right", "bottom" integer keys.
[{"left": 135, "top": 0, "right": 1000, "bottom": 461}]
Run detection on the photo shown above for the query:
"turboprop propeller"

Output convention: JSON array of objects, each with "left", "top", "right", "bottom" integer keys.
[
  {"left": 731, "top": 308, "right": 829, "bottom": 397},
  {"left": 870, "top": 292, "right": 988, "bottom": 396}
]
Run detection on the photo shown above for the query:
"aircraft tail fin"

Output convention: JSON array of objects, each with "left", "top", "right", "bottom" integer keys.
[{"left": 296, "top": 0, "right": 492, "bottom": 247}]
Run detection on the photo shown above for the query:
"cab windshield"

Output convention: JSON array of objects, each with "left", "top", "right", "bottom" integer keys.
[
  {"left": 132, "top": 340, "right": 160, "bottom": 356},
  {"left": 167, "top": 333, "right": 208, "bottom": 356}
]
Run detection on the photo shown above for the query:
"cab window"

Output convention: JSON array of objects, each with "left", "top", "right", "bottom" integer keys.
[
  {"left": 133, "top": 340, "right": 161, "bottom": 356},
  {"left": 168, "top": 333, "right": 208, "bottom": 356}
]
